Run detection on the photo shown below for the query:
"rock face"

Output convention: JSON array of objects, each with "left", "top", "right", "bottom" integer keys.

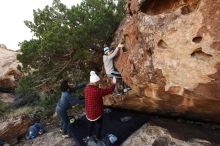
[
  {"left": 16, "top": 129, "right": 76, "bottom": 146},
  {"left": 0, "top": 116, "right": 33, "bottom": 144},
  {"left": 0, "top": 46, "right": 20, "bottom": 102},
  {"left": 104, "top": 0, "right": 220, "bottom": 122},
  {"left": 0, "top": 46, "right": 20, "bottom": 88},
  {"left": 122, "top": 124, "right": 212, "bottom": 146}
]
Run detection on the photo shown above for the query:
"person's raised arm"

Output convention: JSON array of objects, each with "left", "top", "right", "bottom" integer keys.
[
  {"left": 72, "top": 82, "right": 87, "bottom": 92},
  {"left": 107, "top": 44, "right": 124, "bottom": 59},
  {"left": 107, "top": 48, "right": 119, "bottom": 59},
  {"left": 99, "top": 76, "right": 117, "bottom": 96},
  {"left": 68, "top": 93, "right": 84, "bottom": 106}
]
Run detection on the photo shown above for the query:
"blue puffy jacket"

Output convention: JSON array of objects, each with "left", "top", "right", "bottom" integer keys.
[{"left": 25, "top": 123, "right": 44, "bottom": 140}]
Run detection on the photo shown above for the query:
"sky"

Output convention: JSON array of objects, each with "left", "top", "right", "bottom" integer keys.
[{"left": 0, "top": 0, "right": 82, "bottom": 50}]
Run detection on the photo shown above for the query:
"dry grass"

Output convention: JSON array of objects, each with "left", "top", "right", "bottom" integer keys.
[
  {"left": 8, "top": 106, "right": 41, "bottom": 117},
  {"left": 0, "top": 100, "right": 6, "bottom": 113},
  {"left": 0, "top": 105, "right": 43, "bottom": 122}
]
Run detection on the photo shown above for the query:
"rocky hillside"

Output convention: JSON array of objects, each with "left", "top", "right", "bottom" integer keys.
[
  {"left": 0, "top": 45, "right": 20, "bottom": 88},
  {"left": 104, "top": 0, "right": 220, "bottom": 123},
  {"left": 0, "top": 44, "right": 20, "bottom": 103}
]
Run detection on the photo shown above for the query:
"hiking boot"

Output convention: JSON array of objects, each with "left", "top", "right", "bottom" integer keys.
[
  {"left": 123, "top": 87, "right": 131, "bottom": 93},
  {"left": 87, "top": 140, "right": 97, "bottom": 146},
  {"left": 116, "top": 93, "right": 123, "bottom": 96},
  {"left": 112, "top": 92, "right": 122, "bottom": 98},
  {"left": 97, "top": 140, "right": 106, "bottom": 146},
  {"left": 83, "top": 136, "right": 90, "bottom": 143},
  {"left": 83, "top": 136, "right": 97, "bottom": 144},
  {"left": 70, "top": 118, "right": 75, "bottom": 124},
  {"left": 87, "top": 137, "right": 97, "bottom": 146}
]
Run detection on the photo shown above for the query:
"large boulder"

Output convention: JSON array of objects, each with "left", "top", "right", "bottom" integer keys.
[
  {"left": 0, "top": 115, "right": 34, "bottom": 144},
  {"left": 0, "top": 46, "right": 20, "bottom": 103},
  {"left": 104, "top": 0, "right": 220, "bottom": 122},
  {"left": 122, "top": 124, "right": 212, "bottom": 146},
  {"left": 0, "top": 46, "right": 21, "bottom": 89},
  {"left": 16, "top": 128, "right": 76, "bottom": 146}
]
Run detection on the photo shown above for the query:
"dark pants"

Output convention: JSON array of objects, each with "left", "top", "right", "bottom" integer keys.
[
  {"left": 56, "top": 107, "right": 69, "bottom": 135},
  {"left": 107, "top": 73, "right": 124, "bottom": 94},
  {"left": 88, "top": 116, "right": 103, "bottom": 139}
]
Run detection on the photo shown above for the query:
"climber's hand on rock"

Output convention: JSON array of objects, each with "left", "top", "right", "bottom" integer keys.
[{"left": 117, "top": 43, "right": 124, "bottom": 49}]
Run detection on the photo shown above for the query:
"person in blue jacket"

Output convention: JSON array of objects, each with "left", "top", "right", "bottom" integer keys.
[{"left": 56, "top": 80, "right": 85, "bottom": 138}]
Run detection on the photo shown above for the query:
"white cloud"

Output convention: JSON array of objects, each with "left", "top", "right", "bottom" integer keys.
[{"left": 0, "top": 0, "right": 82, "bottom": 50}]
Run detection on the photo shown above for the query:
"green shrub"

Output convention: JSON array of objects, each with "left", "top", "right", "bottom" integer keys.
[
  {"left": 7, "top": 106, "right": 42, "bottom": 117},
  {"left": 15, "top": 76, "right": 34, "bottom": 97},
  {"left": 36, "top": 89, "right": 60, "bottom": 116},
  {"left": 14, "top": 76, "right": 39, "bottom": 107},
  {"left": 39, "top": 90, "right": 60, "bottom": 108},
  {"left": 0, "top": 100, "right": 7, "bottom": 116}
]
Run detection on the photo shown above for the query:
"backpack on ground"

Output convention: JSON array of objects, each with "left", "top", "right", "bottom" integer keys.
[{"left": 25, "top": 123, "right": 44, "bottom": 140}]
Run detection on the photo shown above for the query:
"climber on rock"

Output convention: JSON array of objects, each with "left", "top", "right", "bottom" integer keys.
[
  {"left": 55, "top": 80, "right": 86, "bottom": 138},
  {"left": 103, "top": 43, "right": 130, "bottom": 95}
]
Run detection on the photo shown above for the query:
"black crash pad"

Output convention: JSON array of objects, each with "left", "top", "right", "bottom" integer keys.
[{"left": 69, "top": 108, "right": 149, "bottom": 146}]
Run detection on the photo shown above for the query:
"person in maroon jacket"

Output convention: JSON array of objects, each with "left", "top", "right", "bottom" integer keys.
[{"left": 84, "top": 71, "right": 116, "bottom": 142}]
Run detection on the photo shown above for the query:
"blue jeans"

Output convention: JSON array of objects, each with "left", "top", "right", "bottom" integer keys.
[{"left": 56, "top": 107, "right": 69, "bottom": 135}]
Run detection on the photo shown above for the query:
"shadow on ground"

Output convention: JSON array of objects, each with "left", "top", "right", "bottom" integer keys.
[{"left": 69, "top": 108, "right": 149, "bottom": 146}]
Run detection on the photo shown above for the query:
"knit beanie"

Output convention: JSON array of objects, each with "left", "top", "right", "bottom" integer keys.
[
  {"left": 103, "top": 47, "right": 111, "bottom": 54},
  {"left": 90, "top": 71, "right": 100, "bottom": 83}
]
